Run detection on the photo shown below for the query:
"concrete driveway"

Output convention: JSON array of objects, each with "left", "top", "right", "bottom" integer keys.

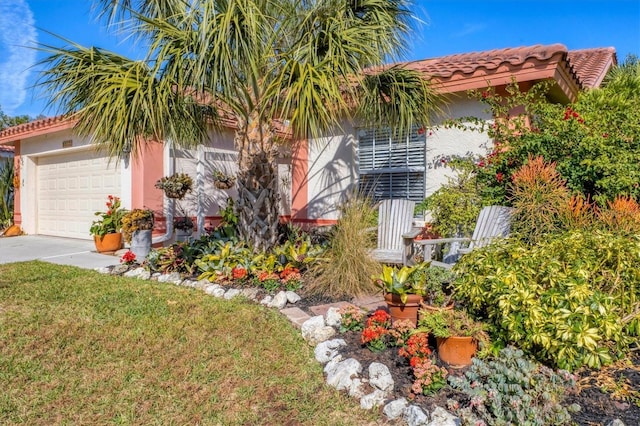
[{"left": 0, "top": 235, "right": 121, "bottom": 269}]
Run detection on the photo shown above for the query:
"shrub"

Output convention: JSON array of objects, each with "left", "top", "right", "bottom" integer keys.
[
  {"left": 453, "top": 230, "right": 640, "bottom": 370},
  {"left": 447, "top": 346, "right": 579, "bottom": 425},
  {"left": 416, "top": 161, "right": 482, "bottom": 238},
  {"left": 304, "top": 196, "right": 380, "bottom": 299},
  {"left": 509, "top": 156, "right": 570, "bottom": 244}
]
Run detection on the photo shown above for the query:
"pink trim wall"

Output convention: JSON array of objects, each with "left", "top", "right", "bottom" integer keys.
[
  {"left": 12, "top": 141, "right": 21, "bottom": 227},
  {"left": 291, "top": 139, "right": 309, "bottom": 223},
  {"left": 131, "top": 142, "right": 165, "bottom": 232}
]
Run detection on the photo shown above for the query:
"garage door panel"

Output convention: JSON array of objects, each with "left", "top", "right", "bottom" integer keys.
[{"left": 37, "top": 150, "right": 122, "bottom": 240}]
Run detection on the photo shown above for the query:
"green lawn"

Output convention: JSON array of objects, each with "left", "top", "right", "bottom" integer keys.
[{"left": 0, "top": 261, "right": 378, "bottom": 425}]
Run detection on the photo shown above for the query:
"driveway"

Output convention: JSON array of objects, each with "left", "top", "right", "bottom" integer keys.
[{"left": 0, "top": 235, "right": 121, "bottom": 269}]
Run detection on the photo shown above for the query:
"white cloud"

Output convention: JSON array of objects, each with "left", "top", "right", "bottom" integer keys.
[
  {"left": 453, "top": 23, "right": 487, "bottom": 38},
  {"left": 0, "top": 0, "right": 37, "bottom": 115}
]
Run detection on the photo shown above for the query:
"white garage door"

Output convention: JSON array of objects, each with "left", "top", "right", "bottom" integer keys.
[{"left": 37, "top": 150, "right": 122, "bottom": 239}]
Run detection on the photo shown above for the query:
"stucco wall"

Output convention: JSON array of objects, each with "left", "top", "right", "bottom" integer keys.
[
  {"left": 425, "top": 97, "right": 493, "bottom": 196},
  {"left": 300, "top": 98, "right": 492, "bottom": 223},
  {"left": 306, "top": 124, "right": 357, "bottom": 221},
  {"left": 172, "top": 129, "right": 292, "bottom": 226}
]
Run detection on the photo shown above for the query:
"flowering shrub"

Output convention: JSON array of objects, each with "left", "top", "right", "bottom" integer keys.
[
  {"left": 398, "top": 332, "right": 448, "bottom": 396},
  {"left": 120, "top": 250, "right": 136, "bottom": 265},
  {"left": 387, "top": 319, "right": 415, "bottom": 346},
  {"left": 411, "top": 357, "right": 448, "bottom": 396},
  {"left": 337, "top": 304, "right": 367, "bottom": 332},
  {"left": 361, "top": 310, "right": 391, "bottom": 352},
  {"left": 280, "top": 266, "right": 302, "bottom": 291},
  {"left": 90, "top": 195, "right": 128, "bottom": 237},
  {"left": 231, "top": 266, "right": 248, "bottom": 280}
]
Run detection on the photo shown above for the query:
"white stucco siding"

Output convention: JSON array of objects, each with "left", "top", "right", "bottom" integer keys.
[
  {"left": 426, "top": 97, "right": 493, "bottom": 196},
  {"left": 306, "top": 124, "right": 357, "bottom": 221},
  {"left": 173, "top": 129, "right": 291, "bottom": 220}
]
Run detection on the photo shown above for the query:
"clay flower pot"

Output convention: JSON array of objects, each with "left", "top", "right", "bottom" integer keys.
[
  {"left": 436, "top": 336, "right": 478, "bottom": 368},
  {"left": 94, "top": 232, "right": 123, "bottom": 253},
  {"left": 384, "top": 293, "right": 423, "bottom": 325}
]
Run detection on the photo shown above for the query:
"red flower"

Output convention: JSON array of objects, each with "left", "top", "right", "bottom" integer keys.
[
  {"left": 120, "top": 250, "right": 136, "bottom": 265},
  {"left": 478, "top": 160, "right": 485, "bottom": 168},
  {"left": 417, "top": 127, "right": 425, "bottom": 135},
  {"left": 232, "top": 267, "right": 247, "bottom": 280},
  {"left": 496, "top": 172, "right": 504, "bottom": 183}
]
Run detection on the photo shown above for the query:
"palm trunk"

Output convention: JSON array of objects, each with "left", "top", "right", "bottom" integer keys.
[{"left": 234, "top": 112, "right": 280, "bottom": 252}]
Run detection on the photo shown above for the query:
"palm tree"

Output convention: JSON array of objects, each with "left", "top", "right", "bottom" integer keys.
[{"left": 38, "top": 0, "right": 440, "bottom": 251}]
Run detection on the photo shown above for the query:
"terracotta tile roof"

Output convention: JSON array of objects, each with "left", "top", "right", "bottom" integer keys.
[
  {"left": 567, "top": 47, "right": 617, "bottom": 88},
  {"left": 401, "top": 44, "right": 615, "bottom": 94},
  {"left": 0, "top": 145, "right": 14, "bottom": 153},
  {"left": 0, "top": 115, "right": 76, "bottom": 143},
  {"left": 404, "top": 43, "right": 570, "bottom": 79}
]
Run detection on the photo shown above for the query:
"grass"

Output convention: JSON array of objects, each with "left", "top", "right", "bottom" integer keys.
[{"left": 0, "top": 261, "right": 379, "bottom": 425}]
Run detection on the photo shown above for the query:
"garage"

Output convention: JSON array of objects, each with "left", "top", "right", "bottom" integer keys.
[{"left": 36, "top": 149, "right": 122, "bottom": 240}]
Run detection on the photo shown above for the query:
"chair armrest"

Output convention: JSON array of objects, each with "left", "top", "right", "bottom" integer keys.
[
  {"left": 414, "top": 237, "right": 471, "bottom": 246},
  {"left": 402, "top": 228, "right": 422, "bottom": 239}
]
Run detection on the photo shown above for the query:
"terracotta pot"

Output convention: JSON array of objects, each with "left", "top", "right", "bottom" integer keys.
[
  {"left": 420, "top": 302, "right": 454, "bottom": 314},
  {"left": 436, "top": 336, "right": 478, "bottom": 368},
  {"left": 94, "top": 232, "right": 123, "bottom": 253},
  {"left": 384, "top": 293, "right": 423, "bottom": 325}
]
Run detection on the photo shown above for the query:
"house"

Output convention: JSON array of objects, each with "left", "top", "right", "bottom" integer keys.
[{"left": 0, "top": 44, "right": 616, "bottom": 242}]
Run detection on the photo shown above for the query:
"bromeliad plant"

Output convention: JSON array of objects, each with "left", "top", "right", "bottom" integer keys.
[
  {"left": 375, "top": 262, "right": 452, "bottom": 304},
  {"left": 90, "top": 195, "right": 128, "bottom": 237}
]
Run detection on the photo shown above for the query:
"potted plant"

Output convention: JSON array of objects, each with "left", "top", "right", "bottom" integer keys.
[
  {"left": 374, "top": 264, "right": 424, "bottom": 325},
  {"left": 411, "top": 263, "right": 456, "bottom": 310},
  {"left": 174, "top": 215, "right": 194, "bottom": 242},
  {"left": 212, "top": 169, "right": 236, "bottom": 190},
  {"left": 417, "top": 308, "right": 489, "bottom": 368},
  {"left": 122, "top": 208, "right": 155, "bottom": 261},
  {"left": 90, "top": 195, "right": 128, "bottom": 252},
  {"left": 155, "top": 173, "right": 193, "bottom": 199}
]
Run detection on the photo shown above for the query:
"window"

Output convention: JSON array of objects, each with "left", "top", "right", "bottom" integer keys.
[{"left": 357, "top": 127, "right": 426, "bottom": 201}]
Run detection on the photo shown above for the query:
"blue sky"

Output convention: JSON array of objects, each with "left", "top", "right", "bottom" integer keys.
[{"left": 1, "top": 0, "right": 639, "bottom": 118}]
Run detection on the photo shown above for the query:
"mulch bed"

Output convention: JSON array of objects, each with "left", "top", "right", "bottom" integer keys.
[{"left": 293, "top": 295, "right": 640, "bottom": 426}]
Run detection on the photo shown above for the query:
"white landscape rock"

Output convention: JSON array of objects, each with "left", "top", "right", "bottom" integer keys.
[
  {"left": 324, "top": 358, "right": 362, "bottom": 391},
  {"left": 301, "top": 316, "right": 325, "bottom": 341},
  {"left": 285, "top": 291, "right": 301, "bottom": 304},
  {"left": 404, "top": 405, "right": 429, "bottom": 426},
  {"left": 427, "top": 406, "right": 460, "bottom": 426},
  {"left": 204, "top": 284, "right": 222, "bottom": 296},
  {"left": 347, "top": 377, "right": 369, "bottom": 399},
  {"left": 368, "top": 362, "right": 394, "bottom": 393},
  {"left": 268, "top": 291, "right": 289, "bottom": 309},
  {"left": 123, "top": 267, "right": 151, "bottom": 280},
  {"left": 240, "top": 287, "right": 261, "bottom": 300},
  {"left": 308, "top": 326, "right": 336, "bottom": 346},
  {"left": 314, "top": 339, "right": 346, "bottom": 364},
  {"left": 260, "top": 295, "right": 273, "bottom": 305},
  {"left": 194, "top": 279, "right": 211, "bottom": 290},
  {"left": 223, "top": 288, "right": 241, "bottom": 300},
  {"left": 181, "top": 279, "right": 197, "bottom": 288},
  {"left": 360, "top": 389, "right": 387, "bottom": 410},
  {"left": 325, "top": 307, "right": 342, "bottom": 328},
  {"left": 157, "top": 272, "right": 182, "bottom": 284},
  {"left": 383, "top": 398, "right": 409, "bottom": 420},
  {"left": 95, "top": 266, "right": 111, "bottom": 274}
]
